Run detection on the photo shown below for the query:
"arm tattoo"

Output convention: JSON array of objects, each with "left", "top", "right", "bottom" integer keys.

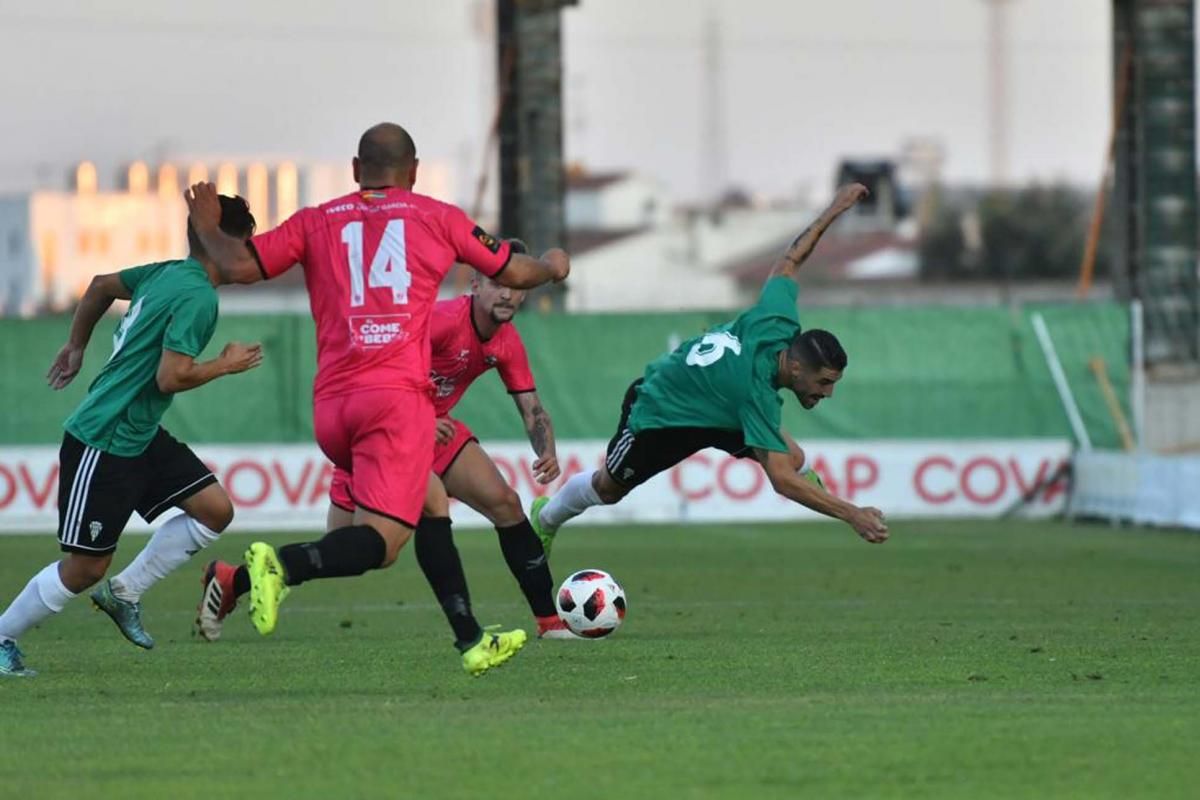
[
  {"left": 527, "top": 404, "right": 551, "bottom": 456},
  {"left": 530, "top": 412, "right": 549, "bottom": 456},
  {"left": 516, "top": 394, "right": 554, "bottom": 457},
  {"left": 787, "top": 223, "right": 816, "bottom": 255}
]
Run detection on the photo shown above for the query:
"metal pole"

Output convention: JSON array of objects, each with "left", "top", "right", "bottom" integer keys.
[
  {"left": 1130, "top": 298, "right": 1146, "bottom": 449},
  {"left": 1032, "top": 313, "right": 1093, "bottom": 450}
]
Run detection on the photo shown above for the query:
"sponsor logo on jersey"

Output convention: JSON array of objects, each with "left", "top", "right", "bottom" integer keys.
[
  {"left": 348, "top": 314, "right": 411, "bottom": 349},
  {"left": 430, "top": 372, "right": 456, "bottom": 399},
  {"left": 472, "top": 226, "right": 502, "bottom": 254}
]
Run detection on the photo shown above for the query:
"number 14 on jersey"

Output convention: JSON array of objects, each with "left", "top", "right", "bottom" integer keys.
[{"left": 341, "top": 220, "right": 412, "bottom": 307}]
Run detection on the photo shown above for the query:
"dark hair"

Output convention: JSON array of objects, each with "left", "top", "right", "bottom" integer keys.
[
  {"left": 187, "top": 195, "right": 257, "bottom": 255},
  {"left": 788, "top": 329, "right": 847, "bottom": 371},
  {"left": 507, "top": 238, "right": 529, "bottom": 255},
  {"left": 357, "top": 122, "right": 417, "bottom": 171}
]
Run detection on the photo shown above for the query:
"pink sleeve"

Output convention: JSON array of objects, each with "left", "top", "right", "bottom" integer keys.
[
  {"left": 498, "top": 329, "right": 536, "bottom": 393},
  {"left": 429, "top": 303, "right": 455, "bottom": 351},
  {"left": 249, "top": 209, "right": 311, "bottom": 279},
  {"left": 447, "top": 206, "right": 512, "bottom": 278}
]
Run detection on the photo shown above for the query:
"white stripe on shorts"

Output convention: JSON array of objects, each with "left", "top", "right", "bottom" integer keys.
[
  {"left": 607, "top": 430, "right": 634, "bottom": 472},
  {"left": 63, "top": 446, "right": 101, "bottom": 546},
  {"left": 61, "top": 447, "right": 92, "bottom": 545}
]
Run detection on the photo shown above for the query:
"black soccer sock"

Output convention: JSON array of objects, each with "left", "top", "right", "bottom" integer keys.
[
  {"left": 233, "top": 566, "right": 251, "bottom": 598},
  {"left": 229, "top": 526, "right": 387, "bottom": 598},
  {"left": 276, "top": 525, "right": 388, "bottom": 586},
  {"left": 413, "top": 516, "right": 483, "bottom": 650},
  {"left": 496, "top": 519, "right": 556, "bottom": 618}
]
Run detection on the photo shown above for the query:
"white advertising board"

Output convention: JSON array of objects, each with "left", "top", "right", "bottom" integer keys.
[{"left": 0, "top": 440, "right": 1070, "bottom": 533}]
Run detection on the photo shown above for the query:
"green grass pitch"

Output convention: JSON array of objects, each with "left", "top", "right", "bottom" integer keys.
[{"left": 1, "top": 520, "right": 1197, "bottom": 799}]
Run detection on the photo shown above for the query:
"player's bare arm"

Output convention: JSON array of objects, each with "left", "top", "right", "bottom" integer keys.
[
  {"left": 47, "top": 272, "right": 133, "bottom": 390},
  {"left": 514, "top": 391, "right": 560, "bottom": 484},
  {"left": 753, "top": 448, "right": 889, "bottom": 543},
  {"left": 770, "top": 183, "right": 870, "bottom": 281},
  {"left": 156, "top": 342, "right": 263, "bottom": 394},
  {"left": 184, "top": 182, "right": 263, "bottom": 285},
  {"left": 496, "top": 248, "right": 571, "bottom": 290},
  {"left": 780, "top": 429, "right": 807, "bottom": 473}
]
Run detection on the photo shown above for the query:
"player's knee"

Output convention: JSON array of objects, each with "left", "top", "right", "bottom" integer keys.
[
  {"left": 380, "top": 544, "right": 403, "bottom": 568},
  {"left": 593, "top": 472, "right": 627, "bottom": 505},
  {"left": 62, "top": 552, "right": 113, "bottom": 591},
  {"left": 423, "top": 494, "right": 450, "bottom": 518},
  {"left": 201, "top": 494, "right": 235, "bottom": 533},
  {"left": 185, "top": 487, "right": 235, "bottom": 533},
  {"left": 489, "top": 488, "right": 524, "bottom": 527},
  {"left": 379, "top": 527, "right": 411, "bottom": 568},
  {"left": 596, "top": 485, "right": 624, "bottom": 504}
]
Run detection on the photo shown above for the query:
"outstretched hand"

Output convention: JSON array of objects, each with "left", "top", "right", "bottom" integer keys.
[
  {"left": 434, "top": 418, "right": 456, "bottom": 446},
  {"left": 541, "top": 248, "right": 571, "bottom": 283},
  {"left": 47, "top": 344, "right": 84, "bottom": 390},
  {"left": 219, "top": 341, "right": 263, "bottom": 375},
  {"left": 849, "top": 506, "right": 889, "bottom": 544},
  {"left": 532, "top": 453, "right": 560, "bottom": 485},
  {"left": 830, "top": 183, "right": 870, "bottom": 215},
  {"left": 184, "top": 182, "right": 222, "bottom": 235}
]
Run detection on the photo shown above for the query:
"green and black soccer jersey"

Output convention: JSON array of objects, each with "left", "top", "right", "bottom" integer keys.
[
  {"left": 65, "top": 258, "right": 219, "bottom": 457},
  {"left": 628, "top": 276, "right": 800, "bottom": 454}
]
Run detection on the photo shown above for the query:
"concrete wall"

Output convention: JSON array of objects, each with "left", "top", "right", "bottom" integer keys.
[
  {"left": 1145, "top": 377, "right": 1200, "bottom": 451},
  {"left": 0, "top": 196, "right": 33, "bottom": 316}
]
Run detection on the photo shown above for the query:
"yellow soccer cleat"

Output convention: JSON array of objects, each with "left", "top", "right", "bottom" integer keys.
[
  {"left": 461, "top": 628, "right": 528, "bottom": 677},
  {"left": 244, "top": 542, "right": 289, "bottom": 636}
]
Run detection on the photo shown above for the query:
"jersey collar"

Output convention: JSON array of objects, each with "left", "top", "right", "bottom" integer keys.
[{"left": 468, "top": 296, "right": 497, "bottom": 343}]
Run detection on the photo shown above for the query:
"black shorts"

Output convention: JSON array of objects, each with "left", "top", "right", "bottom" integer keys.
[
  {"left": 57, "top": 428, "right": 217, "bottom": 555},
  {"left": 603, "top": 379, "right": 752, "bottom": 490}
]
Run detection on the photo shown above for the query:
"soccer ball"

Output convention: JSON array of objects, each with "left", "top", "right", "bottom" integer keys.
[{"left": 555, "top": 569, "right": 627, "bottom": 638}]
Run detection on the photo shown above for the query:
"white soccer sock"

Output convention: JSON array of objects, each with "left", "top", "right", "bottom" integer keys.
[
  {"left": 0, "top": 561, "right": 77, "bottom": 644},
  {"left": 541, "top": 471, "right": 604, "bottom": 531},
  {"left": 111, "top": 514, "right": 220, "bottom": 603}
]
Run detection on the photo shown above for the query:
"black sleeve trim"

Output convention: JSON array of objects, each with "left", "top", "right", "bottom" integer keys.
[
  {"left": 488, "top": 247, "right": 514, "bottom": 280},
  {"left": 507, "top": 388, "right": 537, "bottom": 396},
  {"left": 246, "top": 240, "right": 270, "bottom": 281}
]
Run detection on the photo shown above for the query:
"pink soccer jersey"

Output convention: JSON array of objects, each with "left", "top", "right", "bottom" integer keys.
[
  {"left": 428, "top": 295, "right": 535, "bottom": 416},
  {"left": 249, "top": 188, "right": 512, "bottom": 401}
]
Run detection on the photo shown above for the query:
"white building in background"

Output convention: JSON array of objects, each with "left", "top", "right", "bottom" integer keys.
[
  {"left": 0, "top": 188, "right": 188, "bottom": 315},
  {"left": 561, "top": 166, "right": 920, "bottom": 312},
  {"left": 565, "top": 205, "right": 820, "bottom": 312},
  {"left": 566, "top": 171, "right": 670, "bottom": 229},
  {"left": 0, "top": 158, "right": 454, "bottom": 316},
  {"left": 561, "top": 169, "right": 828, "bottom": 312}
]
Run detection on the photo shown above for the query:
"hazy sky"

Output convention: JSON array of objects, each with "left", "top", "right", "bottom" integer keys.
[{"left": 0, "top": 0, "right": 1112, "bottom": 204}]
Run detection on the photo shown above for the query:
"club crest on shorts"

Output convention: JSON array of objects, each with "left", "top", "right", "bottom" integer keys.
[{"left": 88, "top": 521, "right": 103, "bottom": 541}]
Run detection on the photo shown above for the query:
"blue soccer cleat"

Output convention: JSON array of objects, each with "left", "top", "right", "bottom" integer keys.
[
  {"left": 0, "top": 640, "right": 36, "bottom": 677},
  {"left": 91, "top": 579, "right": 155, "bottom": 650}
]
